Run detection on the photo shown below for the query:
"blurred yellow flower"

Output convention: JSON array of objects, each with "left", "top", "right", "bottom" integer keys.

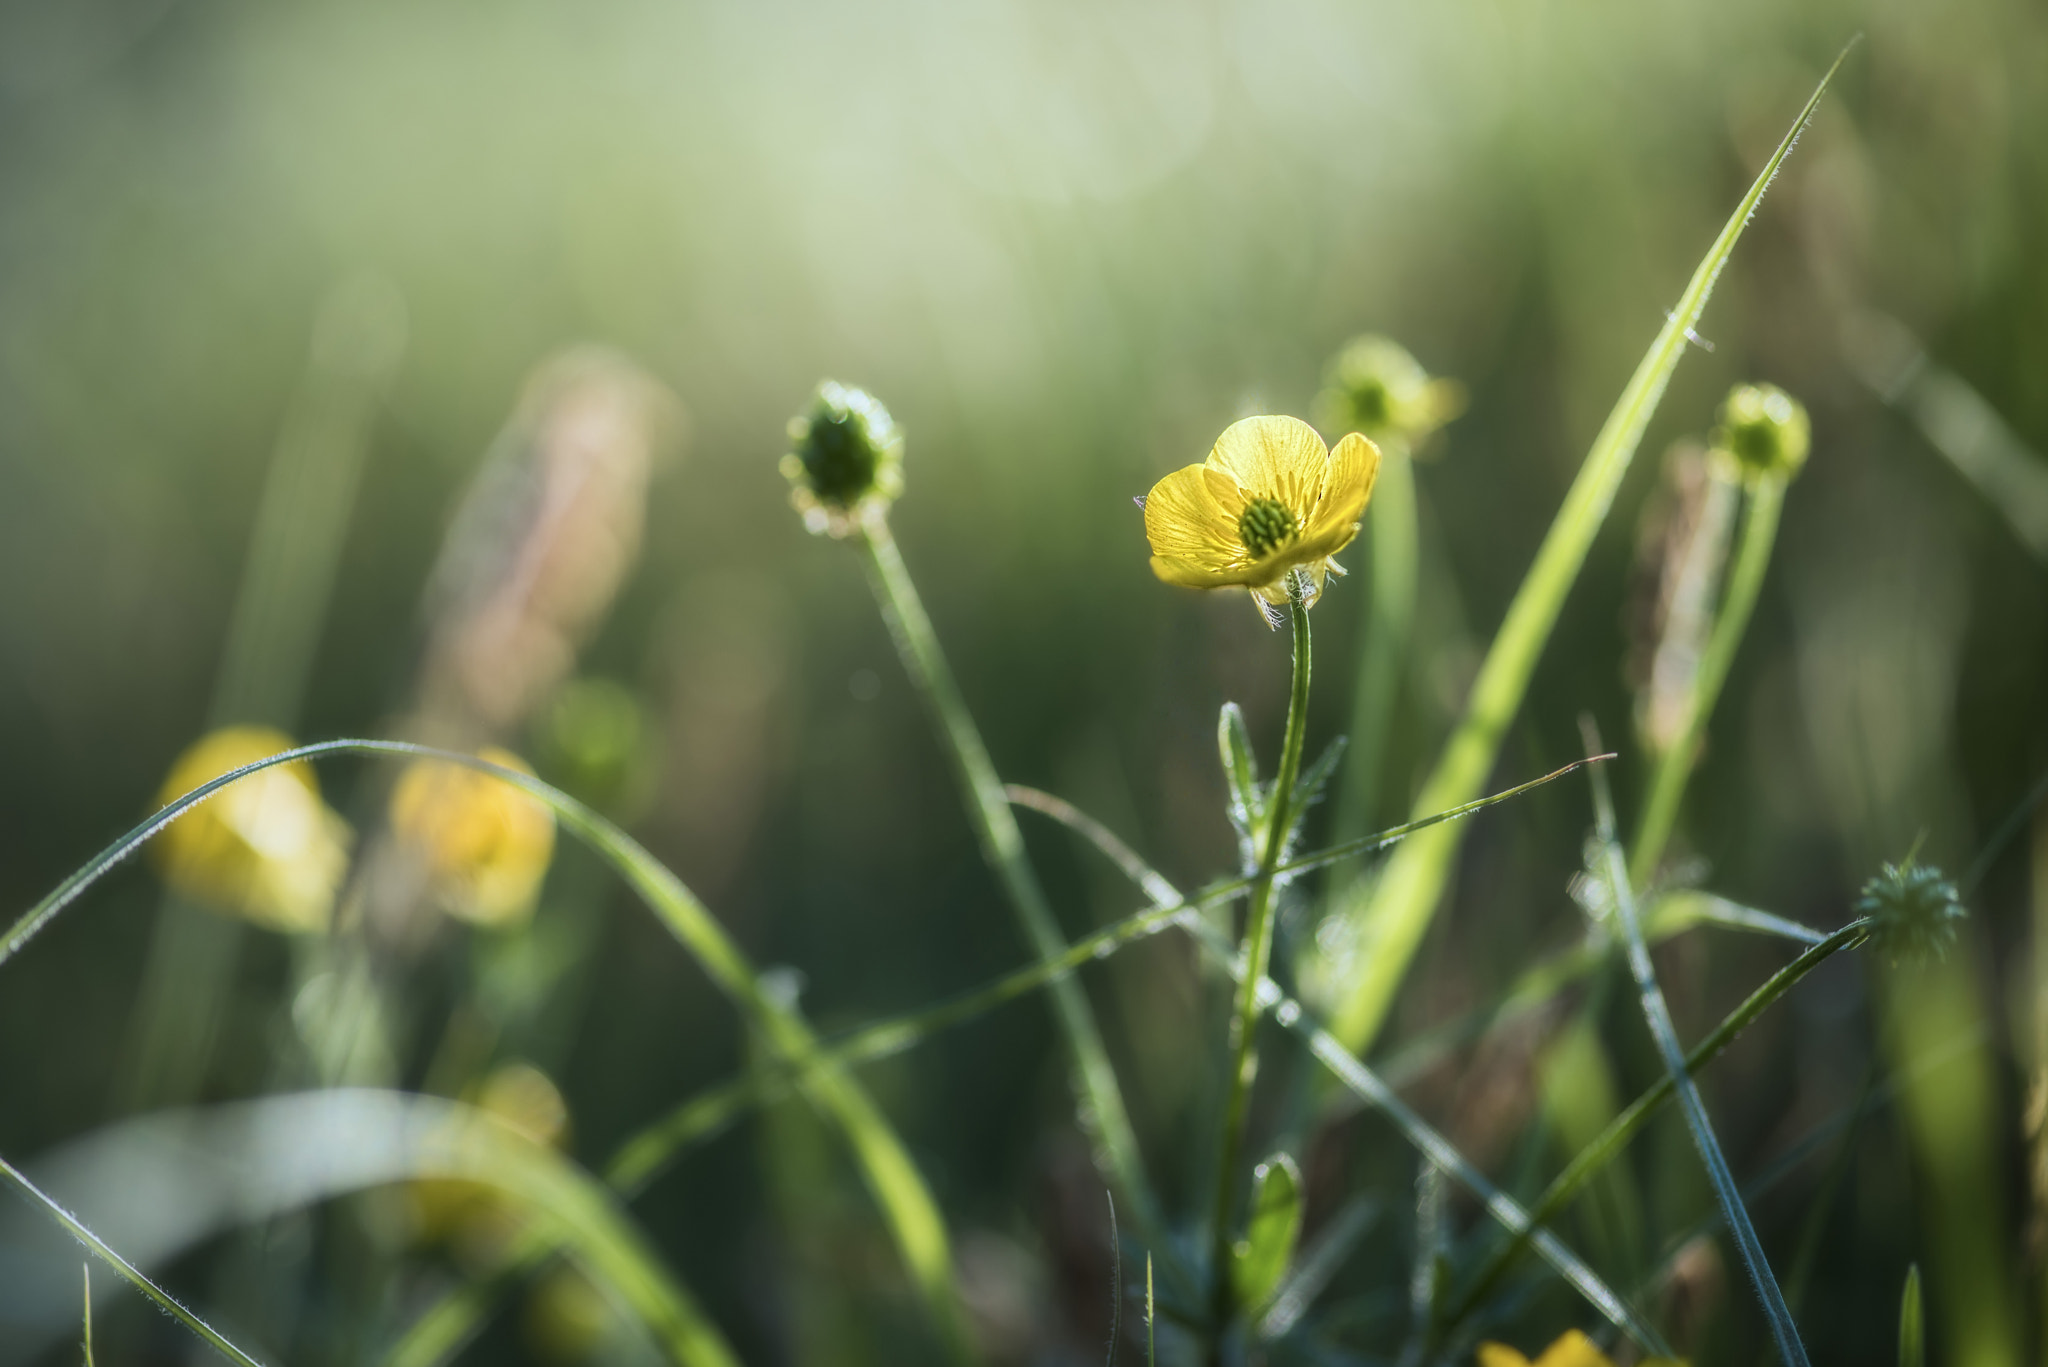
[
  {"left": 413, "top": 1060, "right": 571, "bottom": 1258},
  {"left": 390, "top": 747, "right": 556, "bottom": 927},
  {"left": 152, "top": 726, "right": 351, "bottom": 934},
  {"left": 1143, "top": 415, "right": 1379, "bottom": 619},
  {"left": 1477, "top": 1330, "right": 1686, "bottom": 1367}
]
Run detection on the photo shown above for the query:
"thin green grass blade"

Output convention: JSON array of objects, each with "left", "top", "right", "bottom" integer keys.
[
  {"left": 1443, "top": 919, "right": 1868, "bottom": 1330},
  {"left": 1898, "top": 1264, "right": 1924, "bottom": 1367},
  {"left": 0, "top": 739, "right": 973, "bottom": 1365},
  {"left": 861, "top": 517, "right": 1156, "bottom": 1260},
  {"left": 1329, "top": 48, "right": 1853, "bottom": 1056},
  {"left": 1584, "top": 723, "right": 1809, "bottom": 1365},
  {"left": 81, "top": 1263, "right": 94, "bottom": 1367},
  {"left": 0, "top": 1158, "right": 263, "bottom": 1367},
  {"left": 1256, "top": 1195, "right": 1379, "bottom": 1340}
]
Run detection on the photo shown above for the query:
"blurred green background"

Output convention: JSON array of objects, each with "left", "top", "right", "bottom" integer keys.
[{"left": 0, "top": 0, "right": 2044, "bottom": 1362}]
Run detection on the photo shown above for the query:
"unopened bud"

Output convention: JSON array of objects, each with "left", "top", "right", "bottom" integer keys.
[
  {"left": 1315, "top": 335, "right": 1463, "bottom": 447},
  {"left": 1711, "top": 383, "right": 1810, "bottom": 483},
  {"left": 781, "top": 380, "right": 905, "bottom": 537},
  {"left": 1855, "top": 860, "right": 1966, "bottom": 964}
]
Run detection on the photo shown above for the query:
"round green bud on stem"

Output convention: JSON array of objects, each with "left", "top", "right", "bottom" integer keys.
[
  {"left": 1314, "top": 334, "right": 1464, "bottom": 447},
  {"left": 1711, "top": 383, "right": 1810, "bottom": 483},
  {"left": 781, "top": 380, "right": 905, "bottom": 537},
  {"left": 1855, "top": 860, "right": 1966, "bottom": 964}
]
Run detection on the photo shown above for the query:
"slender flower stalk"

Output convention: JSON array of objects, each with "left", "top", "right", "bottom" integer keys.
[
  {"left": 1630, "top": 383, "right": 1808, "bottom": 887},
  {"left": 1330, "top": 441, "right": 1416, "bottom": 880},
  {"left": 859, "top": 513, "right": 1159, "bottom": 1239},
  {"left": 1208, "top": 583, "right": 1312, "bottom": 1329}
]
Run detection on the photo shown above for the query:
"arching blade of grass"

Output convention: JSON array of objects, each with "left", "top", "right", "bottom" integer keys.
[
  {"left": 2, "top": 1091, "right": 739, "bottom": 1367},
  {"left": 1328, "top": 47, "right": 1853, "bottom": 1057},
  {"left": 1441, "top": 919, "right": 1869, "bottom": 1335},
  {"left": 0, "top": 739, "right": 975, "bottom": 1366},
  {"left": 0, "top": 1156, "right": 268, "bottom": 1367},
  {"left": 382, "top": 759, "right": 1614, "bottom": 1366},
  {"left": 1582, "top": 724, "right": 1808, "bottom": 1366},
  {"left": 1009, "top": 786, "right": 1668, "bottom": 1352}
]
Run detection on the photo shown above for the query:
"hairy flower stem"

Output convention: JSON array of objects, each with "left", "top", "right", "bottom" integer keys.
[
  {"left": 1208, "top": 588, "right": 1312, "bottom": 1340},
  {"left": 1629, "top": 473, "right": 1786, "bottom": 888},
  {"left": 857, "top": 514, "right": 1159, "bottom": 1241}
]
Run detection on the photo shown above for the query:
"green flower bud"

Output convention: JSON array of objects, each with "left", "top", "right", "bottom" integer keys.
[
  {"left": 1314, "top": 335, "right": 1464, "bottom": 447},
  {"left": 1855, "top": 860, "right": 1966, "bottom": 964},
  {"left": 1710, "top": 383, "right": 1810, "bottom": 483},
  {"left": 780, "top": 379, "right": 905, "bottom": 537}
]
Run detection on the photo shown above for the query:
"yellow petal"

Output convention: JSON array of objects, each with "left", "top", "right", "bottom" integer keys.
[
  {"left": 1306, "top": 431, "right": 1381, "bottom": 543},
  {"left": 1152, "top": 554, "right": 1257, "bottom": 588},
  {"left": 1205, "top": 416, "right": 1329, "bottom": 522},
  {"left": 1532, "top": 1330, "right": 1615, "bottom": 1367},
  {"left": 1476, "top": 1346, "right": 1533, "bottom": 1367},
  {"left": 1143, "top": 463, "right": 1240, "bottom": 569}
]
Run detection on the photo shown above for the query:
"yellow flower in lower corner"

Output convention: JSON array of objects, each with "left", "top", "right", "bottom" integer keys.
[
  {"left": 1478, "top": 1330, "right": 1687, "bottom": 1367},
  {"left": 152, "top": 726, "right": 351, "bottom": 934},
  {"left": 1143, "top": 415, "right": 1380, "bottom": 621},
  {"left": 390, "top": 747, "right": 556, "bottom": 927}
]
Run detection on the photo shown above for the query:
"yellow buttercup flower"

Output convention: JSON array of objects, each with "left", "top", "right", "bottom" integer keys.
[
  {"left": 152, "top": 726, "right": 351, "bottom": 934},
  {"left": 389, "top": 747, "right": 556, "bottom": 927},
  {"left": 1477, "top": 1330, "right": 1686, "bottom": 1367},
  {"left": 1143, "top": 415, "right": 1380, "bottom": 622},
  {"left": 413, "top": 1060, "right": 571, "bottom": 1260}
]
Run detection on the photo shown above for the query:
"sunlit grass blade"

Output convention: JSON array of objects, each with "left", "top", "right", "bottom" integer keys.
[
  {"left": 1329, "top": 47, "right": 1854, "bottom": 1056},
  {"left": 1898, "top": 1264, "right": 1925, "bottom": 1367},
  {"left": 1583, "top": 721, "right": 1808, "bottom": 1365},
  {"left": 1442, "top": 919, "right": 1868, "bottom": 1331},
  {"left": 860, "top": 516, "right": 1158, "bottom": 1253},
  {"left": 0, "top": 739, "right": 974, "bottom": 1365},
  {"left": 0, "top": 1157, "right": 265, "bottom": 1367}
]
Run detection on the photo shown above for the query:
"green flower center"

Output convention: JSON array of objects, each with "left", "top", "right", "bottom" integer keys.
[{"left": 1238, "top": 497, "right": 1298, "bottom": 559}]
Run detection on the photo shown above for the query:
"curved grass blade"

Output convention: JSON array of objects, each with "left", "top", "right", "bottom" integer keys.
[
  {"left": 1583, "top": 722, "right": 1808, "bottom": 1365},
  {"left": 2, "top": 1091, "right": 738, "bottom": 1367},
  {"left": 0, "top": 1157, "right": 267, "bottom": 1367},
  {"left": 0, "top": 740, "right": 973, "bottom": 1365},
  {"left": 1329, "top": 47, "right": 1855, "bottom": 1057}
]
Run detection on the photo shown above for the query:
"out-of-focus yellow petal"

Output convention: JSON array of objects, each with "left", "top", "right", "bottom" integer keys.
[
  {"left": 1531, "top": 1331, "right": 1616, "bottom": 1367},
  {"left": 390, "top": 747, "right": 556, "bottom": 927},
  {"left": 1143, "top": 464, "right": 1238, "bottom": 567},
  {"left": 1205, "top": 416, "right": 1329, "bottom": 522},
  {"left": 1476, "top": 1345, "right": 1533, "bottom": 1367},
  {"left": 153, "top": 726, "right": 350, "bottom": 934}
]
